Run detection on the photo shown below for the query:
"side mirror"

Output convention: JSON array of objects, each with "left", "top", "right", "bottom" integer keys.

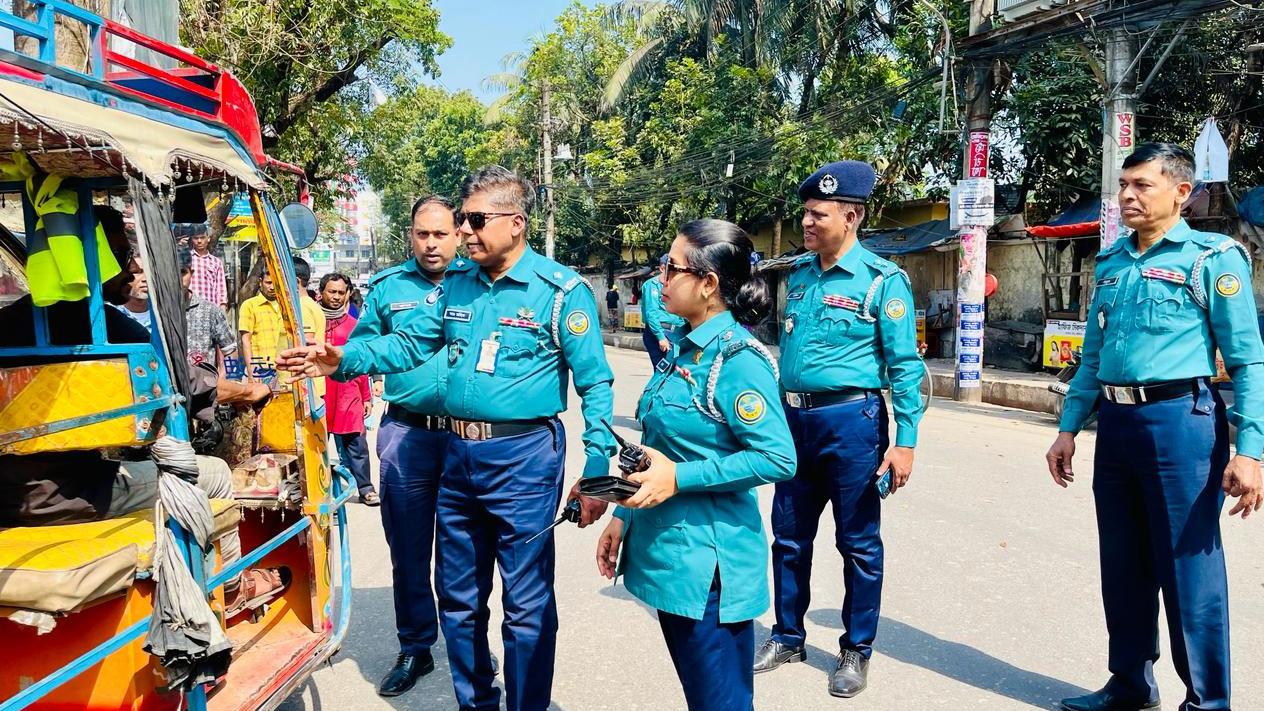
[{"left": 280, "top": 202, "right": 319, "bottom": 250}]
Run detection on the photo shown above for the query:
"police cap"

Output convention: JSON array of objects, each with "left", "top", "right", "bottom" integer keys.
[{"left": 798, "top": 160, "right": 876, "bottom": 204}]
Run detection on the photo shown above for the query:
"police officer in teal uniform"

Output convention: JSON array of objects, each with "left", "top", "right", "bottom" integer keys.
[
  {"left": 1047, "top": 143, "right": 1263, "bottom": 711},
  {"left": 754, "top": 161, "right": 924, "bottom": 699},
  {"left": 352, "top": 195, "right": 465, "bottom": 697},
  {"left": 279, "top": 166, "right": 617, "bottom": 711},
  {"left": 596, "top": 219, "right": 796, "bottom": 711},
  {"left": 641, "top": 254, "right": 686, "bottom": 367}
]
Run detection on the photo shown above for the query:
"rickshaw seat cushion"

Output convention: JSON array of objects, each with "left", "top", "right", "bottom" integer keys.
[{"left": 0, "top": 498, "right": 239, "bottom": 613}]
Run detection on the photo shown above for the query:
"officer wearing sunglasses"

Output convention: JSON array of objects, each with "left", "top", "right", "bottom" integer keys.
[
  {"left": 277, "top": 165, "right": 616, "bottom": 711},
  {"left": 753, "top": 160, "right": 925, "bottom": 699}
]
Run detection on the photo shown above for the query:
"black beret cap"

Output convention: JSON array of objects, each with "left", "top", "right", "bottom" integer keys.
[{"left": 798, "top": 160, "right": 876, "bottom": 204}]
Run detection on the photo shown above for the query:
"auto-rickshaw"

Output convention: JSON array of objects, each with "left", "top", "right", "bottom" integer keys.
[{"left": 0, "top": 2, "right": 352, "bottom": 709}]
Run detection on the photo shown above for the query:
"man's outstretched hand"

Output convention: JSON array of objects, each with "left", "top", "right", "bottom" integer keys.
[{"left": 276, "top": 343, "right": 344, "bottom": 378}]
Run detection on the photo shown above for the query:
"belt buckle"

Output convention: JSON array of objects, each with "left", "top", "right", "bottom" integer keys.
[
  {"left": 463, "top": 421, "right": 489, "bottom": 441},
  {"left": 1109, "top": 385, "right": 1136, "bottom": 405},
  {"left": 786, "top": 392, "right": 803, "bottom": 408}
]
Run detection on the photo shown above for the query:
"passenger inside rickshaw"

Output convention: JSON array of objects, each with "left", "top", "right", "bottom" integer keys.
[{"left": 0, "top": 200, "right": 289, "bottom": 620}]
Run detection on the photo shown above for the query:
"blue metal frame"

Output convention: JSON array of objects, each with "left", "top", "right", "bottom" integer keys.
[
  {"left": 0, "top": 471, "right": 356, "bottom": 711},
  {"left": 0, "top": 0, "right": 104, "bottom": 81}
]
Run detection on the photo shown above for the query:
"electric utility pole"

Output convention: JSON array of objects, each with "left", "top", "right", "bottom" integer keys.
[{"left": 953, "top": 0, "right": 996, "bottom": 403}]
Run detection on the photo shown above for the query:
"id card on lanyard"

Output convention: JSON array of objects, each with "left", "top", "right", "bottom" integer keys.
[{"left": 476, "top": 331, "right": 501, "bottom": 374}]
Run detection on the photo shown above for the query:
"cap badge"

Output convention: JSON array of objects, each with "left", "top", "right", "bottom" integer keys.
[{"left": 819, "top": 173, "right": 838, "bottom": 195}]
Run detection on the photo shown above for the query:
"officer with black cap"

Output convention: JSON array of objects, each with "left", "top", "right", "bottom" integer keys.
[{"left": 753, "top": 160, "right": 924, "bottom": 699}]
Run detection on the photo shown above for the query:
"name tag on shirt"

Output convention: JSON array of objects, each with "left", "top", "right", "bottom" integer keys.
[
  {"left": 786, "top": 290, "right": 805, "bottom": 301},
  {"left": 1096, "top": 277, "right": 1119, "bottom": 288},
  {"left": 390, "top": 301, "right": 418, "bottom": 312},
  {"left": 444, "top": 308, "right": 472, "bottom": 322}
]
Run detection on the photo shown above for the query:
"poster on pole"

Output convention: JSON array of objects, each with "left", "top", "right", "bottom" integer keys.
[
  {"left": 954, "top": 178, "right": 995, "bottom": 226},
  {"left": 1101, "top": 111, "right": 1136, "bottom": 251},
  {"left": 955, "top": 225, "right": 988, "bottom": 388},
  {"left": 968, "top": 131, "right": 990, "bottom": 178},
  {"left": 1043, "top": 319, "right": 1086, "bottom": 368}
]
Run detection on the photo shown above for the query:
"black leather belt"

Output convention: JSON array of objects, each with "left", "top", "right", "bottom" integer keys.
[
  {"left": 1100, "top": 379, "right": 1198, "bottom": 405},
  {"left": 449, "top": 417, "right": 553, "bottom": 441},
  {"left": 386, "top": 405, "right": 450, "bottom": 431},
  {"left": 783, "top": 389, "right": 873, "bottom": 409}
]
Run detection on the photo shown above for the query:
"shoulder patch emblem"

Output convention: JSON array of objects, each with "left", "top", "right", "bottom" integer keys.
[
  {"left": 565, "top": 310, "right": 590, "bottom": 335},
  {"left": 884, "top": 298, "right": 908, "bottom": 320},
  {"left": 1216, "top": 273, "right": 1242, "bottom": 297},
  {"left": 734, "top": 390, "right": 766, "bottom": 424}
]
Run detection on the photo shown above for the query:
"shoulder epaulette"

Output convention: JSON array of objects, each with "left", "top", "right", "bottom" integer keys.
[
  {"left": 1190, "top": 236, "right": 1251, "bottom": 309},
  {"left": 791, "top": 253, "right": 814, "bottom": 270},
  {"left": 367, "top": 262, "right": 406, "bottom": 286},
  {"left": 448, "top": 257, "right": 479, "bottom": 273},
  {"left": 1096, "top": 237, "right": 1128, "bottom": 261}
]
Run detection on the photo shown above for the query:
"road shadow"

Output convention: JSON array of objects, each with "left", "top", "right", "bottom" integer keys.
[
  {"left": 801, "top": 609, "right": 1089, "bottom": 708},
  {"left": 277, "top": 585, "right": 579, "bottom": 710}
]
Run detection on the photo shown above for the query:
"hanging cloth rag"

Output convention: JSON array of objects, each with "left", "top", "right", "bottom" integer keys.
[{"left": 0, "top": 151, "right": 121, "bottom": 306}]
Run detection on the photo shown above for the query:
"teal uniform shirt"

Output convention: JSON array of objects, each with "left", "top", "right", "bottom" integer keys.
[
  {"left": 1060, "top": 220, "right": 1264, "bottom": 458},
  {"left": 641, "top": 277, "right": 686, "bottom": 343},
  {"left": 351, "top": 257, "right": 468, "bottom": 416},
  {"left": 336, "top": 246, "right": 618, "bottom": 476},
  {"left": 616, "top": 311, "right": 796, "bottom": 622},
  {"left": 778, "top": 244, "right": 925, "bottom": 447}
]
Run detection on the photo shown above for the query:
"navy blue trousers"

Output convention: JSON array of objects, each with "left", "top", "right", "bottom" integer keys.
[
  {"left": 436, "top": 422, "right": 565, "bottom": 711},
  {"left": 333, "top": 431, "right": 375, "bottom": 495},
  {"left": 658, "top": 574, "right": 754, "bottom": 711},
  {"left": 1094, "top": 381, "right": 1231, "bottom": 711},
  {"left": 376, "top": 415, "right": 445, "bottom": 656},
  {"left": 770, "top": 393, "right": 888, "bottom": 658}
]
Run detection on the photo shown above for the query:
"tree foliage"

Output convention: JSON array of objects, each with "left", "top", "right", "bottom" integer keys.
[{"left": 180, "top": 0, "right": 451, "bottom": 199}]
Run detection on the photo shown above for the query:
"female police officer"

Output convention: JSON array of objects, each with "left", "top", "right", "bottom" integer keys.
[{"left": 595, "top": 219, "right": 796, "bottom": 711}]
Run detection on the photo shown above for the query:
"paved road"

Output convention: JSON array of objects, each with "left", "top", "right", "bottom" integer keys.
[{"left": 279, "top": 346, "right": 1264, "bottom": 710}]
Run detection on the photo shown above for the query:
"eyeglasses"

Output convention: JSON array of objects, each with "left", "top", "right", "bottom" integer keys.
[
  {"left": 457, "top": 211, "right": 519, "bottom": 230},
  {"left": 661, "top": 260, "right": 707, "bottom": 282}
]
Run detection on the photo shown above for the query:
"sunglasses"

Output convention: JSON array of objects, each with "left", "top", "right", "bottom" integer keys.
[
  {"left": 661, "top": 260, "right": 707, "bottom": 282},
  {"left": 457, "top": 211, "right": 519, "bottom": 230}
]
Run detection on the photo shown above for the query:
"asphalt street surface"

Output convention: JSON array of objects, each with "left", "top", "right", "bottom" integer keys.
[{"left": 278, "top": 346, "right": 1264, "bottom": 710}]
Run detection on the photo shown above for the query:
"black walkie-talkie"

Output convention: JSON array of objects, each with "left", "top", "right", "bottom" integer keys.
[
  {"left": 606, "top": 422, "right": 651, "bottom": 475},
  {"left": 576, "top": 422, "right": 649, "bottom": 502}
]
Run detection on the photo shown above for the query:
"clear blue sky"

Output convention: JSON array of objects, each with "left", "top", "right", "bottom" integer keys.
[{"left": 428, "top": 0, "right": 589, "bottom": 103}]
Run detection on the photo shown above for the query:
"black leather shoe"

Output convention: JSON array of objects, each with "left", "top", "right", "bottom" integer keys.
[
  {"left": 1060, "top": 687, "right": 1160, "bottom": 711},
  {"left": 828, "top": 649, "right": 869, "bottom": 698},
  {"left": 377, "top": 651, "right": 434, "bottom": 697},
  {"left": 752, "top": 639, "right": 806, "bottom": 673}
]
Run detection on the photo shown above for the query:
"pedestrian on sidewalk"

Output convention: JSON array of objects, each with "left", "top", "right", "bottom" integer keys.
[
  {"left": 1046, "top": 143, "right": 1262, "bottom": 711},
  {"left": 597, "top": 219, "right": 795, "bottom": 711},
  {"left": 641, "top": 254, "right": 685, "bottom": 368},
  {"left": 319, "top": 272, "right": 378, "bottom": 506},
  {"left": 605, "top": 284, "right": 620, "bottom": 329},
  {"left": 353, "top": 195, "right": 461, "bottom": 697},
  {"left": 276, "top": 166, "right": 617, "bottom": 711},
  {"left": 754, "top": 160, "right": 925, "bottom": 699}
]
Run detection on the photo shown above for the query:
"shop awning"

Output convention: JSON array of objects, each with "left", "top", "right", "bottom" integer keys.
[
  {"left": 861, "top": 218, "right": 956, "bottom": 255},
  {"left": 1027, "top": 196, "right": 1099, "bottom": 239}
]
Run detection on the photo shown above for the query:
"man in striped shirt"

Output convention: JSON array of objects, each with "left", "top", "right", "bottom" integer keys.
[{"left": 189, "top": 231, "right": 226, "bottom": 309}]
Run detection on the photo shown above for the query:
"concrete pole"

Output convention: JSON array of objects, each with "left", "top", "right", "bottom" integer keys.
[
  {"left": 1100, "top": 28, "right": 1138, "bottom": 252},
  {"left": 953, "top": 0, "right": 995, "bottom": 403},
  {"left": 541, "top": 79, "right": 556, "bottom": 260}
]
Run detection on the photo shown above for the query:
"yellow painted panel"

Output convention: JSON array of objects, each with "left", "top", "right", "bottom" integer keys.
[{"left": 0, "top": 360, "right": 153, "bottom": 454}]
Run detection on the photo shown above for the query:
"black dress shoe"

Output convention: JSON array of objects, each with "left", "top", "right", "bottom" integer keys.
[
  {"left": 377, "top": 651, "right": 435, "bottom": 697},
  {"left": 828, "top": 649, "right": 869, "bottom": 698},
  {"left": 752, "top": 639, "right": 807, "bottom": 673},
  {"left": 1060, "top": 687, "right": 1160, "bottom": 711}
]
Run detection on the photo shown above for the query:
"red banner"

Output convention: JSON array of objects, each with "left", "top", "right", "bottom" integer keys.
[{"left": 967, "top": 131, "right": 989, "bottom": 178}]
